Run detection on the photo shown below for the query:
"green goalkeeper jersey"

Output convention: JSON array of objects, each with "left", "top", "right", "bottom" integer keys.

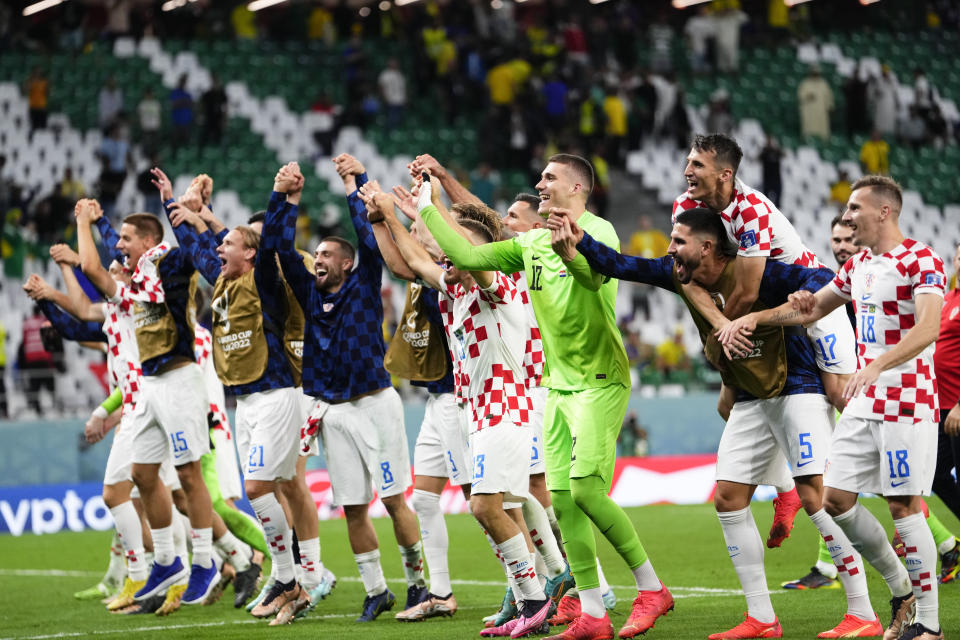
[{"left": 420, "top": 206, "right": 629, "bottom": 391}]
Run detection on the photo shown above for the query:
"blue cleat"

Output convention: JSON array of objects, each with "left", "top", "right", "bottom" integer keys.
[
  {"left": 181, "top": 560, "right": 221, "bottom": 605},
  {"left": 356, "top": 588, "right": 396, "bottom": 622},
  {"left": 404, "top": 584, "right": 430, "bottom": 609},
  {"left": 134, "top": 557, "right": 189, "bottom": 601}
]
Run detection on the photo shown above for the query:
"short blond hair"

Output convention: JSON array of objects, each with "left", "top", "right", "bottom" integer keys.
[
  {"left": 233, "top": 225, "right": 261, "bottom": 253},
  {"left": 851, "top": 175, "right": 902, "bottom": 212}
]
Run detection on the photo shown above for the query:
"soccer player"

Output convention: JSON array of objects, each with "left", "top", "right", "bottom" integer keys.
[
  {"left": 417, "top": 154, "right": 672, "bottom": 640},
  {"left": 550, "top": 207, "right": 882, "bottom": 639},
  {"left": 75, "top": 190, "right": 221, "bottom": 607},
  {"left": 263, "top": 159, "right": 424, "bottom": 623},
  {"left": 719, "top": 175, "right": 945, "bottom": 640},
  {"left": 673, "top": 134, "right": 857, "bottom": 547},
  {"left": 364, "top": 179, "right": 553, "bottom": 638}
]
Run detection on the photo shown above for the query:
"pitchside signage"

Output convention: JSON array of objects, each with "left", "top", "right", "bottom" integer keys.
[{"left": 0, "top": 482, "right": 111, "bottom": 536}]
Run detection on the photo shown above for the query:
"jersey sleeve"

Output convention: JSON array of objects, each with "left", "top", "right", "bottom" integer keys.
[
  {"left": 479, "top": 271, "right": 518, "bottom": 305},
  {"left": 95, "top": 217, "right": 125, "bottom": 265},
  {"left": 420, "top": 205, "right": 525, "bottom": 274},
  {"left": 731, "top": 196, "right": 773, "bottom": 258},
  {"left": 576, "top": 232, "right": 676, "bottom": 291},
  {"left": 828, "top": 257, "right": 855, "bottom": 301},
  {"left": 911, "top": 247, "right": 947, "bottom": 298}
]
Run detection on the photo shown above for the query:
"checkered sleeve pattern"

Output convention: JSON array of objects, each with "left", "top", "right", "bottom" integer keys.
[
  {"left": 438, "top": 284, "right": 468, "bottom": 403},
  {"left": 410, "top": 287, "right": 455, "bottom": 394},
  {"left": 38, "top": 300, "right": 106, "bottom": 343},
  {"left": 509, "top": 272, "right": 545, "bottom": 388},
  {"left": 844, "top": 240, "right": 945, "bottom": 424},
  {"left": 113, "top": 242, "right": 171, "bottom": 307},
  {"left": 266, "top": 194, "right": 313, "bottom": 311},
  {"left": 829, "top": 254, "right": 859, "bottom": 301},
  {"left": 757, "top": 262, "right": 836, "bottom": 307},
  {"left": 726, "top": 191, "right": 773, "bottom": 258},
  {"left": 176, "top": 225, "right": 222, "bottom": 286},
  {"left": 192, "top": 324, "right": 230, "bottom": 428},
  {"left": 103, "top": 302, "right": 142, "bottom": 410},
  {"left": 577, "top": 232, "right": 677, "bottom": 291},
  {"left": 94, "top": 217, "right": 125, "bottom": 265}
]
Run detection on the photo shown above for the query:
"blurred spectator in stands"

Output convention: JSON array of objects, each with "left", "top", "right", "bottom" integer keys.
[
  {"left": 562, "top": 20, "right": 589, "bottom": 67},
  {"left": 667, "top": 87, "right": 692, "bottom": 150},
  {"left": 378, "top": 59, "right": 407, "bottom": 130},
  {"left": 0, "top": 318, "right": 6, "bottom": 419},
  {"left": 307, "top": 4, "right": 336, "bottom": 44},
  {"left": 199, "top": 75, "right": 227, "bottom": 147},
  {"left": 684, "top": 6, "right": 715, "bottom": 74},
  {"left": 648, "top": 12, "right": 674, "bottom": 74},
  {"left": 58, "top": 168, "right": 84, "bottom": 202},
  {"left": 912, "top": 67, "right": 934, "bottom": 121},
  {"left": 798, "top": 64, "right": 833, "bottom": 141},
  {"left": 714, "top": 3, "right": 748, "bottom": 73},
  {"left": 589, "top": 144, "right": 610, "bottom": 218},
  {"left": 169, "top": 74, "right": 194, "bottom": 147},
  {"left": 656, "top": 326, "right": 692, "bottom": 378},
  {"left": 628, "top": 71, "right": 658, "bottom": 148},
  {"left": 105, "top": 0, "right": 131, "bottom": 40},
  {"left": 98, "top": 74, "right": 124, "bottom": 131},
  {"left": 136, "top": 156, "right": 162, "bottom": 216},
  {"left": 231, "top": 4, "right": 256, "bottom": 39},
  {"left": 925, "top": 103, "right": 948, "bottom": 148},
  {"left": 97, "top": 123, "right": 132, "bottom": 220},
  {"left": 618, "top": 411, "right": 650, "bottom": 458},
  {"left": 137, "top": 87, "right": 161, "bottom": 153},
  {"left": 603, "top": 86, "right": 628, "bottom": 166},
  {"left": 343, "top": 31, "right": 369, "bottom": 104},
  {"left": 760, "top": 136, "right": 783, "bottom": 207},
  {"left": 507, "top": 104, "right": 534, "bottom": 169},
  {"left": 898, "top": 105, "right": 927, "bottom": 149},
  {"left": 0, "top": 155, "right": 12, "bottom": 213},
  {"left": 487, "top": 58, "right": 516, "bottom": 111},
  {"left": 627, "top": 214, "right": 669, "bottom": 258},
  {"left": 869, "top": 64, "right": 899, "bottom": 137},
  {"left": 859, "top": 129, "right": 890, "bottom": 175},
  {"left": 359, "top": 84, "right": 381, "bottom": 130},
  {"left": 844, "top": 61, "right": 870, "bottom": 136},
  {"left": 829, "top": 169, "right": 852, "bottom": 208},
  {"left": 468, "top": 162, "right": 500, "bottom": 207},
  {"left": 706, "top": 89, "right": 733, "bottom": 136},
  {"left": 25, "top": 67, "right": 49, "bottom": 139},
  {"left": 542, "top": 73, "right": 568, "bottom": 133},
  {"left": 16, "top": 306, "right": 60, "bottom": 416},
  {"left": 309, "top": 93, "right": 340, "bottom": 158}
]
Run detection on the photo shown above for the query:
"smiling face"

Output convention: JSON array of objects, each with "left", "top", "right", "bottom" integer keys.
[
  {"left": 503, "top": 199, "right": 542, "bottom": 233},
  {"left": 830, "top": 222, "right": 858, "bottom": 267},
  {"left": 108, "top": 260, "right": 131, "bottom": 286},
  {"left": 217, "top": 229, "right": 256, "bottom": 280},
  {"left": 667, "top": 223, "right": 708, "bottom": 285},
  {"left": 314, "top": 240, "right": 353, "bottom": 293},
  {"left": 842, "top": 188, "right": 883, "bottom": 250},
  {"left": 115, "top": 223, "right": 154, "bottom": 269},
  {"left": 535, "top": 161, "right": 578, "bottom": 214},
  {"left": 683, "top": 148, "right": 729, "bottom": 205}
]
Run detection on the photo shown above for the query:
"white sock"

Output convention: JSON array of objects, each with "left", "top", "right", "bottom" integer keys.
[
  {"left": 937, "top": 536, "right": 957, "bottom": 556},
  {"left": 523, "top": 498, "right": 565, "bottom": 577},
  {"left": 105, "top": 530, "right": 127, "bottom": 584},
  {"left": 545, "top": 504, "right": 565, "bottom": 556},
  {"left": 109, "top": 503, "right": 147, "bottom": 582},
  {"left": 717, "top": 507, "right": 775, "bottom": 624},
  {"left": 808, "top": 509, "right": 872, "bottom": 619},
  {"left": 145, "top": 551, "right": 154, "bottom": 569},
  {"left": 151, "top": 525, "right": 175, "bottom": 566},
  {"left": 774, "top": 478, "right": 795, "bottom": 494},
  {"left": 833, "top": 504, "right": 911, "bottom": 596},
  {"left": 399, "top": 541, "right": 426, "bottom": 588},
  {"left": 499, "top": 533, "right": 545, "bottom": 603},
  {"left": 815, "top": 559, "right": 839, "bottom": 579},
  {"left": 596, "top": 559, "right": 610, "bottom": 593},
  {"left": 214, "top": 530, "right": 251, "bottom": 572},
  {"left": 190, "top": 527, "right": 213, "bottom": 569},
  {"left": 632, "top": 559, "right": 661, "bottom": 592},
  {"left": 895, "top": 512, "right": 940, "bottom": 631},
  {"left": 298, "top": 537, "right": 323, "bottom": 590},
  {"left": 580, "top": 586, "right": 604, "bottom": 617},
  {"left": 534, "top": 550, "right": 548, "bottom": 588},
  {"left": 354, "top": 549, "right": 387, "bottom": 597},
  {"left": 173, "top": 513, "right": 189, "bottom": 567},
  {"left": 250, "top": 493, "right": 296, "bottom": 583},
  {"left": 412, "top": 489, "right": 452, "bottom": 596}
]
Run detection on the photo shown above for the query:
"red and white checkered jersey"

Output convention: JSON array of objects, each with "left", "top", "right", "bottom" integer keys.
[
  {"left": 109, "top": 242, "right": 171, "bottom": 311},
  {"left": 438, "top": 271, "right": 532, "bottom": 433},
  {"left": 672, "top": 179, "right": 822, "bottom": 267},
  {"left": 509, "top": 271, "right": 544, "bottom": 388},
  {"left": 194, "top": 324, "right": 230, "bottom": 435},
  {"left": 828, "top": 239, "right": 946, "bottom": 424},
  {"left": 101, "top": 301, "right": 142, "bottom": 411}
]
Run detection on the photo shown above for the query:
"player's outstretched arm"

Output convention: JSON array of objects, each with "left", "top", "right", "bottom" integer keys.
[
  {"left": 359, "top": 183, "right": 416, "bottom": 282},
  {"left": 364, "top": 188, "right": 443, "bottom": 289},
  {"left": 410, "top": 153, "right": 484, "bottom": 206},
  {"left": 544, "top": 207, "right": 603, "bottom": 291},
  {"left": 842, "top": 292, "right": 942, "bottom": 402},
  {"left": 50, "top": 244, "right": 105, "bottom": 323},
  {"left": 267, "top": 163, "right": 312, "bottom": 309},
  {"left": 75, "top": 199, "right": 117, "bottom": 299}
]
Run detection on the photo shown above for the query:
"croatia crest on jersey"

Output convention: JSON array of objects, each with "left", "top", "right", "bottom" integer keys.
[
  {"left": 863, "top": 272, "right": 876, "bottom": 300},
  {"left": 739, "top": 230, "right": 758, "bottom": 250}
]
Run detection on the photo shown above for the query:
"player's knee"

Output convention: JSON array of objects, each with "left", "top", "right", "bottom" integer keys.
[
  {"left": 822, "top": 492, "right": 850, "bottom": 517},
  {"left": 569, "top": 478, "right": 602, "bottom": 513},
  {"left": 381, "top": 493, "right": 410, "bottom": 517},
  {"left": 469, "top": 495, "right": 494, "bottom": 527},
  {"left": 411, "top": 489, "right": 441, "bottom": 516}
]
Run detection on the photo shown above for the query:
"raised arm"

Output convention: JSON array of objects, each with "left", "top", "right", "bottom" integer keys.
[
  {"left": 363, "top": 189, "right": 443, "bottom": 289},
  {"left": 49, "top": 245, "right": 105, "bottom": 322},
  {"left": 265, "top": 163, "right": 313, "bottom": 308},
  {"left": 25, "top": 287, "right": 106, "bottom": 343},
  {"left": 76, "top": 200, "right": 117, "bottom": 298},
  {"left": 166, "top": 201, "right": 221, "bottom": 285},
  {"left": 358, "top": 183, "right": 416, "bottom": 282},
  {"left": 334, "top": 154, "right": 380, "bottom": 260},
  {"left": 410, "top": 153, "right": 484, "bottom": 205}
]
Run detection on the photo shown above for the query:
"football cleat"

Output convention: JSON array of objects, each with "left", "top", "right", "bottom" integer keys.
[
  {"left": 155, "top": 583, "right": 187, "bottom": 616},
  {"left": 883, "top": 594, "right": 915, "bottom": 640},
  {"left": 545, "top": 565, "right": 575, "bottom": 603},
  {"left": 549, "top": 594, "right": 581, "bottom": 626},
  {"left": 510, "top": 598, "right": 553, "bottom": 638},
  {"left": 898, "top": 622, "right": 944, "bottom": 640},
  {"left": 106, "top": 578, "right": 146, "bottom": 611},
  {"left": 301, "top": 567, "right": 338, "bottom": 617},
  {"left": 939, "top": 538, "right": 959, "bottom": 584},
  {"left": 251, "top": 579, "right": 301, "bottom": 619},
  {"left": 395, "top": 592, "right": 458, "bottom": 621},
  {"left": 233, "top": 561, "right": 261, "bottom": 608},
  {"left": 545, "top": 612, "right": 615, "bottom": 640},
  {"left": 75, "top": 580, "right": 120, "bottom": 601},
  {"left": 486, "top": 587, "right": 518, "bottom": 628},
  {"left": 404, "top": 583, "right": 430, "bottom": 610},
  {"left": 709, "top": 614, "right": 782, "bottom": 639},
  {"left": 355, "top": 588, "right": 395, "bottom": 622},
  {"left": 270, "top": 590, "right": 312, "bottom": 626},
  {"left": 781, "top": 567, "right": 840, "bottom": 590},
  {"left": 618, "top": 582, "right": 674, "bottom": 638},
  {"left": 816, "top": 613, "right": 883, "bottom": 638},
  {"left": 134, "top": 557, "right": 188, "bottom": 601},
  {"left": 247, "top": 577, "right": 274, "bottom": 612},
  {"left": 181, "top": 559, "right": 223, "bottom": 606},
  {"left": 767, "top": 488, "right": 802, "bottom": 548},
  {"left": 481, "top": 618, "right": 520, "bottom": 637}
]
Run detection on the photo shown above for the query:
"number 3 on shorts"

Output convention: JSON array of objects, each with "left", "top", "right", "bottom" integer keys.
[{"left": 473, "top": 454, "right": 485, "bottom": 480}]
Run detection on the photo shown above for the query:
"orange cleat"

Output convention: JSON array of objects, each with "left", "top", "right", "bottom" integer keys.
[
  {"left": 549, "top": 595, "right": 582, "bottom": 626},
  {"left": 817, "top": 613, "right": 883, "bottom": 638},
  {"left": 545, "top": 612, "right": 615, "bottom": 640},
  {"left": 767, "top": 488, "right": 802, "bottom": 548},
  {"left": 708, "top": 614, "right": 782, "bottom": 639},
  {"left": 618, "top": 582, "right": 674, "bottom": 638}
]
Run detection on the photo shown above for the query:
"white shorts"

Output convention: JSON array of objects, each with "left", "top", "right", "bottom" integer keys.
[
  {"left": 825, "top": 415, "right": 937, "bottom": 496},
  {"left": 211, "top": 420, "right": 242, "bottom": 500},
  {"left": 413, "top": 392, "right": 471, "bottom": 485},
  {"left": 235, "top": 387, "right": 304, "bottom": 482},
  {"left": 470, "top": 422, "right": 531, "bottom": 502},
  {"left": 298, "top": 389, "right": 320, "bottom": 457},
  {"left": 717, "top": 394, "right": 833, "bottom": 485},
  {"left": 528, "top": 386, "right": 547, "bottom": 475},
  {"left": 103, "top": 411, "right": 137, "bottom": 486},
  {"left": 321, "top": 387, "right": 411, "bottom": 506},
  {"left": 807, "top": 306, "right": 857, "bottom": 375},
  {"left": 129, "top": 364, "right": 210, "bottom": 465}
]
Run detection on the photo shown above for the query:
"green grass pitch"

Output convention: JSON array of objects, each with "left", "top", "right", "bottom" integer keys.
[{"left": 0, "top": 499, "right": 957, "bottom": 639}]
